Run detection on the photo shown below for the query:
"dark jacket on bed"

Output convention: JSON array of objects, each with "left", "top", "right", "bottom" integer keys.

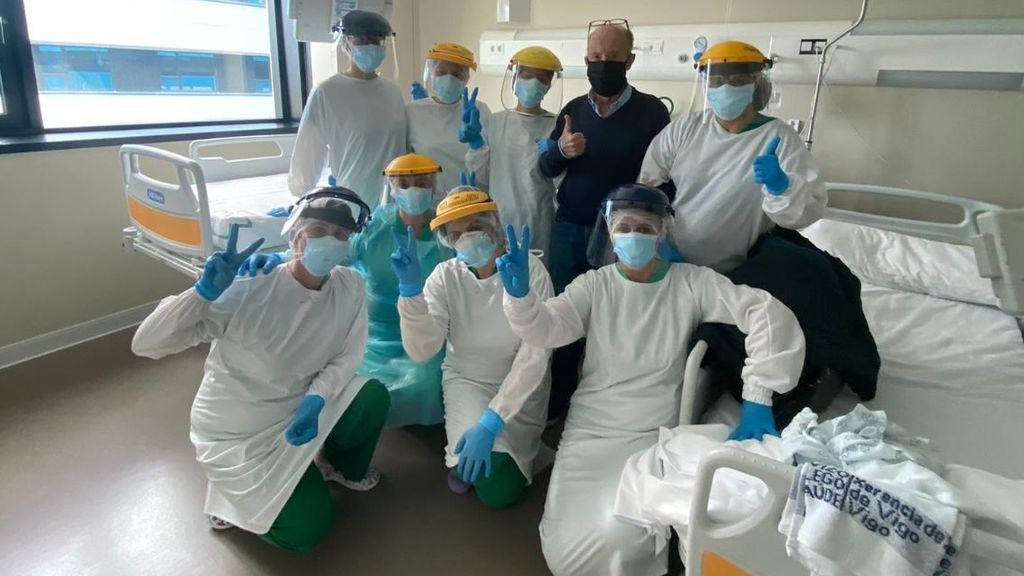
[{"left": 694, "top": 228, "right": 881, "bottom": 426}]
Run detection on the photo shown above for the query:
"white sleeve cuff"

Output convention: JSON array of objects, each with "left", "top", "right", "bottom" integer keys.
[{"left": 741, "top": 383, "right": 774, "bottom": 406}]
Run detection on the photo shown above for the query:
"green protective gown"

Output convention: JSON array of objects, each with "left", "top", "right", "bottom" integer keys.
[{"left": 352, "top": 202, "right": 453, "bottom": 427}]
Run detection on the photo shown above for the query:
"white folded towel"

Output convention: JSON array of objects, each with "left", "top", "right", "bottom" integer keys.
[{"left": 780, "top": 462, "right": 968, "bottom": 576}]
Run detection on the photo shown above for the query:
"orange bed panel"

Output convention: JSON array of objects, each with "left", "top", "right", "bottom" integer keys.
[
  {"left": 703, "top": 552, "right": 750, "bottom": 576},
  {"left": 127, "top": 196, "right": 202, "bottom": 247}
]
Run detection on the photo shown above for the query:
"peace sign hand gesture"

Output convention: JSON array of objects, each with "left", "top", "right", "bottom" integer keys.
[
  {"left": 459, "top": 87, "right": 485, "bottom": 150},
  {"left": 195, "top": 223, "right": 265, "bottom": 301},
  {"left": 496, "top": 224, "right": 531, "bottom": 298}
]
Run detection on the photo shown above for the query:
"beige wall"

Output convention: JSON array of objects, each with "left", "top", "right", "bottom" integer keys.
[
  {"left": 413, "top": 0, "right": 1024, "bottom": 212},
  {"left": 0, "top": 143, "right": 194, "bottom": 347}
]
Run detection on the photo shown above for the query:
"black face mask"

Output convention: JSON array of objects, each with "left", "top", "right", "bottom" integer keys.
[{"left": 587, "top": 60, "right": 628, "bottom": 97}]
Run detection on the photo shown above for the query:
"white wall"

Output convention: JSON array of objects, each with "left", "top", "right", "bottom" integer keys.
[{"left": 413, "top": 0, "right": 1024, "bottom": 214}]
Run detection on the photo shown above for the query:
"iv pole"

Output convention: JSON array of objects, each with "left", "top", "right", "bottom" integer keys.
[{"left": 804, "top": 0, "right": 870, "bottom": 150}]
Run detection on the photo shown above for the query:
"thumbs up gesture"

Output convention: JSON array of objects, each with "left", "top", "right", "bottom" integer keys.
[
  {"left": 557, "top": 114, "right": 586, "bottom": 159},
  {"left": 753, "top": 136, "right": 790, "bottom": 196}
]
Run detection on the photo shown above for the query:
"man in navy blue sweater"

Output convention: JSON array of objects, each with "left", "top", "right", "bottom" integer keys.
[{"left": 537, "top": 20, "right": 672, "bottom": 420}]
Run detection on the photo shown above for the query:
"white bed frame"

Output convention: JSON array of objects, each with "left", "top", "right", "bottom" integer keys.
[
  {"left": 120, "top": 135, "right": 295, "bottom": 279},
  {"left": 678, "top": 183, "right": 1024, "bottom": 575},
  {"left": 685, "top": 446, "right": 1024, "bottom": 575}
]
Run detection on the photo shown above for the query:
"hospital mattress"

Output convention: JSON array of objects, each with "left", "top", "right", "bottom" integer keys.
[
  {"left": 705, "top": 282, "right": 1024, "bottom": 479},
  {"left": 205, "top": 173, "right": 295, "bottom": 251}
]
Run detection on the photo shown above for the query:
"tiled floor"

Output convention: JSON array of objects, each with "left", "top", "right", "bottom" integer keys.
[{"left": 0, "top": 331, "right": 556, "bottom": 575}]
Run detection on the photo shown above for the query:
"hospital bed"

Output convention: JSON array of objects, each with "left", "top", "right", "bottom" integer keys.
[
  {"left": 676, "top": 183, "right": 1024, "bottom": 575},
  {"left": 120, "top": 135, "right": 299, "bottom": 278},
  {"left": 686, "top": 446, "right": 1024, "bottom": 575}
]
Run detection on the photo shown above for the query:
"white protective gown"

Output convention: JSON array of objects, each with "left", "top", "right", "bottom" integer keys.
[
  {"left": 289, "top": 74, "right": 407, "bottom": 207},
  {"left": 397, "top": 254, "right": 552, "bottom": 478},
  {"left": 465, "top": 111, "right": 557, "bottom": 261},
  {"left": 407, "top": 97, "right": 491, "bottom": 195},
  {"left": 131, "top": 267, "right": 369, "bottom": 534},
  {"left": 503, "top": 263, "right": 805, "bottom": 576},
  {"left": 639, "top": 113, "right": 827, "bottom": 272}
]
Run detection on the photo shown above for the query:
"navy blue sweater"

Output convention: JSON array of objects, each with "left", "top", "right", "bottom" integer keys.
[{"left": 539, "top": 88, "right": 672, "bottom": 226}]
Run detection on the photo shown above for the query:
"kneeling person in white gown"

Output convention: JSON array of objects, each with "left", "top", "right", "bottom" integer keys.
[
  {"left": 392, "top": 186, "right": 553, "bottom": 507},
  {"left": 496, "top": 183, "right": 806, "bottom": 576},
  {"left": 132, "top": 191, "right": 389, "bottom": 552}
]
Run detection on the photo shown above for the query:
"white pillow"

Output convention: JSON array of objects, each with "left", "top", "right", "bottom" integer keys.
[{"left": 800, "top": 220, "right": 998, "bottom": 308}]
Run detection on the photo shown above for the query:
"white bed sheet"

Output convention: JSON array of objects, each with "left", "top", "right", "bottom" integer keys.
[
  {"left": 706, "top": 283, "right": 1024, "bottom": 479},
  {"left": 205, "top": 173, "right": 295, "bottom": 251}
]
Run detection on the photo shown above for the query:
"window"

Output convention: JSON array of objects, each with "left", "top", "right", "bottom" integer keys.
[{"left": 1, "top": 0, "right": 305, "bottom": 137}]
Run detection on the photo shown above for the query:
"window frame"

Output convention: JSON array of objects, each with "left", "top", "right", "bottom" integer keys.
[{"left": 0, "top": 0, "right": 309, "bottom": 152}]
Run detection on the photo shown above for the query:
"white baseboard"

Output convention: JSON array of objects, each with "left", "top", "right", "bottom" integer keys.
[{"left": 0, "top": 301, "right": 159, "bottom": 371}]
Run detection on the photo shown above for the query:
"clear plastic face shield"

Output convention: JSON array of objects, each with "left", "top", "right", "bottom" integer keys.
[
  {"left": 422, "top": 59, "right": 470, "bottom": 105},
  {"left": 340, "top": 33, "right": 399, "bottom": 80},
  {"left": 436, "top": 209, "right": 502, "bottom": 249},
  {"left": 700, "top": 51, "right": 777, "bottom": 126},
  {"left": 586, "top": 201, "right": 678, "bottom": 269},
  {"left": 383, "top": 172, "right": 440, "bottom": 216},
  {"left": 437, "top": 209, "right": 503, "bottom": 269},
  {"left": 700, "top": 61, "right": 772, "bottom": 124},
  {"left": 500, "top": 64, "right": 562, "bottom": 117},
  {"left": 281, "top": 190, "right": 372, "bottom": 272}
]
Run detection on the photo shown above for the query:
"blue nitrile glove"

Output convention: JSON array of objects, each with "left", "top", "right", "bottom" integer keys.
[
  {"left": 286, "top": 394, "right": 326, "bottom": 446},
  {"left": 195, "top": 223, "right": 265, "bottom": 301},
  {"left": 459, "top": 171, "right": 476, "bottom": 188},
  {"left": 535, "top": 137, "right": 556, "bottom": 155},
  {"left": 752, "top": 136, "right": 790, "bottom": 196},
  {"left": 267, "top": 206, "right": 292, "bottom": 217},
  {"left": 729, "top": 400, "right": 779, "bottom": 441},
  {"left": 410, "top": 81, "right": 429, "bottom": 101},
  {"left": 496, "top": 224, "right": 531, "bottom": 298},
  {"left": 390, "top": 225, "right": 424, "bottom": 297},
  {"left": 458, "top": 87, "right": 485, "bottom": 150},
  {"left": 658, "top": 241, "right": 686, "bottom": 263},
  {"left": 238, "top": 251, "right": 286, "bottom": 277},
  {"left": 454, "top": 409, "right": 506, "bottom": 484},
  {"left": 461, "top": 87, "right": 478, "bottom": 123}
]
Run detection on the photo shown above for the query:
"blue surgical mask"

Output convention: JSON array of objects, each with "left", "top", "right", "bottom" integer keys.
[
  {"left": 301, "top": 236, "right": 351, "bottom": 277},
  {"left": 454, "top": 231, "right": 498, "bottom": 269},
  {"left": 707, "top": 84, "right": 755, "bottom": 121},
  {"left": 514, "top": 77, "right": 549, "bottom": 109},
  {"left": 613, "top": 232, "right": 659, "bottom": 269},
  {"left": 352, "top": 44, "right": 386, "bottom": 74},
  {"left": 432, "top": 75, "right": 465, "bottom": 104},
  {"left": 392, "top": 186, "right": 434, "bottom": 216}
]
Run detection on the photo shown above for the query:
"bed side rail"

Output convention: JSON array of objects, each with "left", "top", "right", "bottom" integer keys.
[
  {"left": 823, "top": 182, "right": 1002, "bottom": 244},
  {"left": 973, "top": 209, "right": 1024, "bottom": 316},
  {"left": 120, "top": 145, "right": 214, "bottom": 259},
  {"left": 824, "top": 182, "right": 1023, "bottom": 315},
  {"left": 188, "top": 134, "right": 295, "bottom": 182},
  {"left": 680, "top": 340, "right": 711, "bottom": 426}
]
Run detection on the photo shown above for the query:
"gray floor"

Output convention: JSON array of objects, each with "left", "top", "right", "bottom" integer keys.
[{"left": 0, "top": 331, "right": 554, "bottom": 575}]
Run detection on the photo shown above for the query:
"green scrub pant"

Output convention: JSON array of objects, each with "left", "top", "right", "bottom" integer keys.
[
  {"left": 260, "top": 379, "right": 390, "bottom": 552},
  {"left": 474, "top": 451, "right": 529, "bottom": 509}
]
